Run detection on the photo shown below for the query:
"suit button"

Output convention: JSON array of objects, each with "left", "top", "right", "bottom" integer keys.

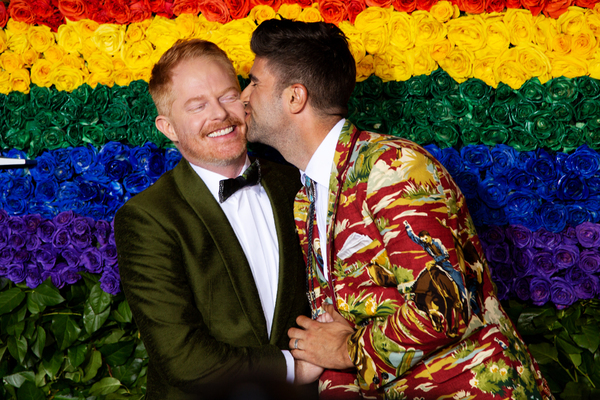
[
  {"left": 373, "top": 376, "right": 380, "bottom": 384},
  {"left": 381, "top": 372, "right": 389, "bottom": 381}
]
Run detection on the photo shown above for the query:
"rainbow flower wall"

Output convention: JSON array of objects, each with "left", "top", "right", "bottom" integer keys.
[{"left": 1, "top": 0, "right": 600, "bottom": 398}]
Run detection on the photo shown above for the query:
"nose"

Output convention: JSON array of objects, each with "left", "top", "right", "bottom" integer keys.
[
  {"left": 211, "top": 100, "right": 228, "bottom": 120},
  {"left": 241, "top": 84, "right": 251, "bottom": 104}
]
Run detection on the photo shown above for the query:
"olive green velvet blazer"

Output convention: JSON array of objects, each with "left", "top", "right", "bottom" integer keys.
[{"left": 114, "top": 157, "right": 308, "bottom": 400}]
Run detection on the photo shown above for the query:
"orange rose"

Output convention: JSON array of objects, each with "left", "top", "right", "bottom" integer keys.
[
  {"left": 58, "top": 0, "right": 88, "bottom": 21},
  {"left": 542, "top": 0, "right": 573, "bottom": 18},
  {"left": 319, "top": 0, "right": 347, "bottom": 25},
  {"left": 0, "top": 3, "right": 7, "bottom": 28},
  {"left": 251, "top": 0, "right": 282, "bottom": 12},
  {"left": 149, "top": 0, "right": 174, "bottom": 18},
  {"left": 130, "top": 0, "right": 153, "bottom": 22},
  {"left": 8, "top": 0, "right": 35, "bottom": 24},
  {"left": 106, "top": 0, "right": 132, "bottom": 24},
  {"left": 393, "top": 0, "right": 417, "bottom": 12},
  {"left": 458, "top": 0, "right": 485, "bottom": 13},
  {"left": 224, "top": 0, "right": 252, "bottom": 19},
  {"left": 505, "top": 0, "right": 522, "bottom": 7},
  {"left": 366, "top": 0, "right": 393, "bottom": 7},
  {"left": 173, "top": 0, "right": 202, "bottom": 16},
  {"left": 416, "top": 0, "right": 437, "bottom": 11},
  {"left": 347, "top": 0, "right": 366, "bottom": 24},
  {"left": 199, "top": 0, "right": 231, "bottom": 24},
  {"left": 521, "top": 0, "right": 547, "bottom": 16},
  {"left": 576, "top": 0, "right": 597, "bottom": 7},
  {"left": 283, "top": 0, "right": 312, "bottom": 7},
  {"left": 486, "top": 0, "right": 505, "bottom": 12}
]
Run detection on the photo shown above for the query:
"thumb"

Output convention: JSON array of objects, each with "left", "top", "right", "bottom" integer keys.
[{"left": 323, "top": 303, "right": 347, "bottom": 324}]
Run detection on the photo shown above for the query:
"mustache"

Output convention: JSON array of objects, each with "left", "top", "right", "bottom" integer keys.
[{"left": 204, "top": 117, "right": 246, "bottom": 135}]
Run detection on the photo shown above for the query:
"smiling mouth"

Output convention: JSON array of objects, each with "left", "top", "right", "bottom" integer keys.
[{"left": 207, "top": 126, "right": 234, "bottom": 138}]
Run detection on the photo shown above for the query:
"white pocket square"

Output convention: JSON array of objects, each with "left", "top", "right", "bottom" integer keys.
[{"left": 337, "top": 233, "right": 373, "bottom": 260}]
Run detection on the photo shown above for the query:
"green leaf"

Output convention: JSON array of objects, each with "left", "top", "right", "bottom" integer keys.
[
  {"left": 7, "top": 336, "right": 27, "bottom": 364},
  {"left": 16, "top": 380, "right": 45, "bottom": 400},
  {"left": 517, "top": 307, "right": 555, "bottom": 335},
  {"left": 568, "top": 352, "right": 582, "bottom": 367},
  {"left": 29, "top": 281, "right": 65, "bottom": 307},
  {"left": 571, "top": 324, "right": 600, "bottom": 354},
  {"left": 113, "top": 301, "right": 132, "bottom": 323},
  {"left": 67, "top": 344, "right": 88, "bottom": 369},
  {"left": 561, "top": 381, "right": 591, "bottom": 400},
  {"left": 111, "top": 357, "right": 144, "bottom": 386},
  {"left": 3, "top": 371, "right": 35, "bottom": 388},
  {"left": 82, "top": 350, "right": 102, "bottom": 382},
  {"left": 83, "top": 301, "right": 110, "bottom": 335},
  {"left": 89, "top": 377, "right": 121, "bottom": 395},
  {"left": 51, "top": 315, "right": 81, "bottom": 351},
  {"left": 26, "top": 294, "right": 46, "bottom": 314},
  {"left": 100, "top": 341, "right": 136, "bottom": 367},
  {"left": 89, "top": 284, "right": 111, "bottom": 315},
  {"left": 557, "top": 330, "right": 583, "bottom": 355},
  {"left": 528, "top": 342, "right": 559, "bottom": 364},
  {"left": 42, "top": 350, "right": 64, "bottom": 379},
  {"left": 31, "top": 327, "right": 46, "bottom": 359},
  {"left": 0, "top": 288, "right": 26, "bottom": 315}
]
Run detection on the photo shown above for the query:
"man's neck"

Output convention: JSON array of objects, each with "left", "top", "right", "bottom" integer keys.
[{"left": 285, "top": 116, "right": 342, "bottom": 171}]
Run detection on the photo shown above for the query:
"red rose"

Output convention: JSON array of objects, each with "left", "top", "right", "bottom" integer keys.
[
  {"left": 366, "top": 0, "right": 393, "bottom": 6},
  {"left": 224, "top": 0, "right": 251, "bottom": 19},
  {"left": 173, "top": 0, "right": 202, "bottom": 16},
  {"left": 32, "top": 0, "right": 56, "bottom": 18},
  {"left": 38, "top": 10, "right": 65, "bottom": 32},
  {"left": 0, "top": 2, "right": 9, "bottom": 28},
  {"left": 285, "top": 0, "right": 313, "bottom": 7},
  {"left": 8, "top": 0, "right": 36, "bottom": 24},
  {"left": 415, "top": 0, "right": 437, "bottom": 11},
  {"left": 543, "top": 0, "right": 573, "bottom": 17},
  {"left": 106, "top": 0, "right": 132, "bottom": 23},
  {"left": 575, "top": 0, "right": 598, "bottom": 8},
  {"left": 459, "top": 0, "right": 485, "bottom": 13},
  {"left": 319, "top": 0, "right": 347, "bottom": 25},
  {"left": 486, "top": 0, "right": 505, "bottom": 12},
  {"left": 347, "top": 0, "right": 366, "bottom": 24},
  {"left": 251, "top": 0, "right": 282, "bottom": 12},
  {"left": 149, "top": 0, "right": 175, "bottom": 17},
  {"left": 58, "top": 0, "right": 88, "bottom": 21},
  {"left": 130, "top": 0, "right": 153, "bottom": 22},
  {"left": 393, "top": 0, "right": 417, "bottom": 11},
  {"left": 198, "top": 0, "right": 231, "bottom": 23},
  {"left": 521, "top": 0, "right": 547, "bottom": 15},
  {"left": 505, "top": 0, "right": 522, "bottom": 8}
]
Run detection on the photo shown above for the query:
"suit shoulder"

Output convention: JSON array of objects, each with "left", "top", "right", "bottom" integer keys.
[{"left": 259, "top": 158, "right": 301, "bottom": 191}]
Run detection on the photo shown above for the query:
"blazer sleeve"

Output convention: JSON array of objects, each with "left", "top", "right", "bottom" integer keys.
[{"left": 114, "top": 200, "right": 287, "bottom": 393}]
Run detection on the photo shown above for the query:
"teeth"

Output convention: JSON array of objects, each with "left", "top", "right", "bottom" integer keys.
[{"left": 208, "top": 126, "right": 234, "bottom": 137}]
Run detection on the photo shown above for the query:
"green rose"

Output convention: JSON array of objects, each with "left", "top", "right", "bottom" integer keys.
[
  {"left": 361, "top": 75, "right": 384, "bottom": 99},
  {"left": 102, "top": 99, "right": 130, "bottom": 128},
  {"left": 41, "top": 126, "right": 67, "bottom": 151},
  {"left": 584, "top": 125, "right": 600, "bottom": 150},
  {"left": 446, "top": 94, "right": 469, "bottom": 118},
  {"left": 550, "top": 103, "right": 574, "bottom": 123},
  {"left": 408, "top": 124, "right": 433, "bottom": 145},
  {"left": 129, "top": 102, "right": 148, "bottom": 123},
  {"left": 430, "top": 68, "right": 459, "bottom": 99},
  {"left": 545, "top": 76, "right": 577, "bottom": 104},
  {"left": 147, "top": 123, "right": 170, "bottom": 147},
  {"left": 30, "top": 85, "right": 52, "bottom": 109},
  {"left": 405, "top": 75, "right": 430, "bottom": 98},
  {"left": 28, "top": 127, "right": 45, "bottom": 156},
  {"left": 82, "top": 125, "right": 105, "bottom": 147},
  {"left": 575, "top": 75, "right": 600, "bottom": 100},
  {"left": 79, "top": 105, "right": 100, "bottom": 126},
  {"left": 59, "top": 98, "right": 81, "bottom": 121},
  {"left": 465, "top": 103, "right": 489, "bottom": 127},
  {"left": 480, "top": 124, "right": 509, "bottom": 146},
  {"left": 4, "top": 127, "right": 32, "bottom": 151},
  {"left": 382, "top": 99, "right": 405, "bottom": 124},
  {"left": 459, "top": 78, "right": 491, "bottom": 107},
  {"left": 91, "top": 84, "right": 112, "bottom": 113},
  {"left": 428, "top": 99, "right": 452, "bottom": 122},
  {"left": 459, "top": 127, "right": 480, "bottom": 146},
  {"left": 6, "top": 91, "right": 26, "bottom": 112},
  {"left": 488, "top": 102, "right": 512, "bottom": 126},
  {"left": 6, "top": 107, "right": 25, "bottom": 129},
  {"left": 526, "top": 110, "right": 554, "bottom": 140},
  {"left": 127, "top": 120, "right": 152, "bottom": 147},
  {"left": 33, "top": 111, "right": 53, "bottom": 129},
  {"left": 519, "top": 78, "right": 545, "bottom": 104},
  {"left": 383, "top": 80, "right": 408, "bottom": 100},
  {"left": 575, "top": 99, "right": 600, "bottom": 121},
  {"left": 432, "top": 121, "right": 459, "bottom": 148},
  {"left": 71, "top": 83, "right": 93, "bottom": 105},
  {"left": 51, "top": 112, "right": 71, "bottom": 129},
  {"left": 66, "top": 124, "right": 83, "bottom": 147},
  {"left": 128, "top": 79, "right": 149, "bottom": 98},
  {"left": 104, "top": 126, "right": 128, "bottom": 142},
  {"left": 405, "top": 98, "right": 429, "bottom": 126},
  {"left": 511, "top": 100, "right": 537, "bottom": 127},
  {"left": 540, "top": 121, "right": 565, "bottom": 151},
  {"left": 48, "top": 90, "right": 70, "bottom": 111},
  {"left": 561, "top": 124, "right": 585, "bottom": 152},
  {"left": 388, "top": 120, "right": 410, "bottom": 140},
  {"left": 493, "top": 82, "right": 519, "bottom": 106},
  {"left": 507, "top": 126, "right": 538, "bottom": 151}
]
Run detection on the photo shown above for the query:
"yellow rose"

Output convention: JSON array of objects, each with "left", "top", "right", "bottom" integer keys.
[
  {"left": 430, "top": 1, "right": 459, "bottom": 23},
  {"left": 11, "top": 69, "right": 31, "bottom": 94},
  {"left": 43, "top": 45, "right": 66, "bottom": 64},
  {"left": 411, "top": 46, "right": 437, "bottom": 76},
  {"left": 6, "top": 20, "right": 30, "bottom": 35},
  {"left": 49, "top": 64, "right": 86, "bottom": 92},
  {"left": 504, "top": 9, "right": 534, "bottom": 46},
  {"left": 379, "top": 47, "right": 413, "bottom": 81},
  {"left": 146, "top": 16, "right": 181, "bottom": 53},
  {"left": 571, "top": 30, "right": 597, "bottom": 58},
  {"left": 62, "top": 53, "right": 86, "bottom": 71},
  {"left": 0, "top": 71, "right": 11, "bottom": 95},
  {"left": 473, "top": 50, "right": 498, "bottom": 87},
  {"left": 356, "top": 54, "right": 375, "bottom": 82},
  {"left": 0, "top": 30, "right": 7, "bottom": 54},
  {"left": 484, "top": 15, "right": 511, "bottom": 54},
  {"left": 493, "top": 48, "right": 528, "bottom": 89},
  {"left": 585, "top": 9, "right": 600, "bottom": 38},
  {"left": 92, "top": 24, "right": 125, "bottom": 56},
  {"left": 31, "top": 59, "right": 53, "bottom": 87},
  {"left": 228, "top": 45, "right": 255, "bottom": 78},
  {"left": 447, "top": 15, "right": 487, "bottom": 52},
  {"left": 552, "top": 33, "right": 572, "bottom": 55},
  {"left": 86, "top": 51, "right": 114, "bottom": 76},
  {"left": 74, "top": 19, "right": 99, "bottom": 39},
  {"left": 133, "top": 68, "right": 152, "bottom": 82},
  {"left": 121, "top": 39, "right": 155, "bottom": 72},
  {"left": 438, "top": 47, "right": 473, "bottom": 83},
  {"left": 355, "top": 6, "right": 392, "bottom": 31},
  {"left": 278, "top": 4, "right": 303, "bottom": 20},
  {"left": 517, "top": 45, "right": 551, "bottom": 84},
  {"left": 126, "top": 21, "right": 149, "bottom": 43},
  {"left": 389, "top": 12, "right": 415, "bottom": 50},
  {"left": 362, "top": 26, "right": 389, "bottom": 55},
  {"left": 175, "top": 13, "right": 197, "bottom": 39},
  {"left": 348, "top": 38, "right": 366, "bottom": 64},
  {"left": 297, "top": 4, "right": 323, "bottom": 23},
  {"left": 558, "top": 7, "right": 586, "bottom": 35},
  {"left": 549, "top": 53, "right": 588, "bottom": 78},
  {"left": 7, "top": 33, "right": 30, "bottom": 54},
  {"left": 27, "top": 25, "right": 55, "bottom": 53},
  {"left": 114, "top": 68, "right": 134, "bottom": 87},
  {"left": 21, "top": 49, "right": 39, "bottom": 67},
  {"left": 588, "top": 58, "right": 600, "bottom": 79},
  {"left": 339, "top": 21, "right": 366, "bottom": 63},
  {"left": 81, "top": 37, "right": 98, "bottom": 59},
  {"left": 217, "top": 17, "right": 255, "bottom": 45},
  {"left": 88, "top": 72, "right": 114, "bottom": 88},
  {"left": 57, "top": 23, "right": 82, "bottom": 54},
  {"left": 413, "top": 11, "right": 447, "bottom": 47},
  {"left": 430, "top": 38, "right": 453, "bottom": 61},
  {"left": 195, "top": 14, "right": 221, "bottom": 40},
  {"left": 532, "top": 15, "right": 559, "bottom": 52},
  {"left": 250, "top": 5, "right": 278, "bottom": 24},
  {"left": 0, "top": 52, "right": 24, "bottom": 73}
]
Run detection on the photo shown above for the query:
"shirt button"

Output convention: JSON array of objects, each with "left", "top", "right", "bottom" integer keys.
[
  {"left": 381, "top": 372, "right": 389, "bottom": 381},
  {"left": 373, "top": 376, "right": 380, "bottom": 384}
]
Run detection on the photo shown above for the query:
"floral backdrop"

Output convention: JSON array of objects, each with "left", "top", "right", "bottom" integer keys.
[{"left": 1, "top": 0, "right": 600, "bottom": 399}]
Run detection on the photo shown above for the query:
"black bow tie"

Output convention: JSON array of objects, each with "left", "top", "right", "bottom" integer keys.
[{"left": 218, "top": 160, "right": 261, "bottom": 203}]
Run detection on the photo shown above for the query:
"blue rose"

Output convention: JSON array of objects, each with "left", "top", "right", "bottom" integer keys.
[
  {"left": 460, "top": 145, "right": 493, "bottom": 171},
  {"left": 82, "top": 162, "right": 111, "bottom": 185},
  {"left": 147, "top": 152, "right": 166, "bottom": 180},
  {"left": 7, "top": 176, "right": 34, "bottom": 200},
  {"left": 53, "top": 148, "right": 74, "bottom": 182},
  {"left": 69, "top": 145, "right": 98, "bottom": 174},
  {"left": 57, "top": 181, "right": 82, "bottom": 204},
  {"left": 527, "top": 150, "right": 557, "bottom": 182},
  {"left": 423, "top": 144, "right": 442, "bottom": 161},
  {"left": 453, "top": 171, "right": 479, "bottom": 199},
  {"left": 438, "top": 147, "right": 464, "bottom": 176},
  {"left": 477, "top": 176, "right": 509, "bottom": 208},
  {"left": 75, "top": 179, "right": 100, "bottom": 202},
  {"left": 575, "top": 222, "right": 600, "bottom": 248},
  {"left": 98, "top": 141, "right": 130, "bottom": 166},
  {"left": 585, "top": 198, "right": 600, "bottom": 223},
  {"left": 530, "top": 276, "right": 552, "bottom": 306},
  {"left": 566, "top": 204, "right": 593, "bottom": 226},
  {"left": 489, "top": 144, "right": 517, "bottom": 177},
  {"left": 123, "top": 171, "right": 152, "bottom": 195},
  {"left": 565, "top": 145, "right": 600, "bottom": 178},
  {"left": 557, "top": 173, "right": 589, "bottom": 201},
  {"left": 539, "top": 202, "right": 567, "bottom": 233},
  {"left": 506, "top": 169, "right": 536, "bottom": 192},
  {"left": 552, "top": 244, "right": 580, "bottom": 270},
  {"left": 129, "top": 143, "right": 154, "bottom": 171},
  {"left": 164, "top": 148, "right": 182, "bottom": 171},
  {"left": 586, "top": 176, "right": 600, "bottom": 197},
  {"left": 506, "top": 192, "right": 541, "bottom": 222},
  {"left": 30, "top": 153, "right": 57, "bottom": 182},
  {"left": 35, "top": 179, "right": 59, "bottom": 204},
  {"left": 550, "top": 277, "right": 577, "bottom": 309},
  {"left": 105, "top": 159, "right": 131, "bottom": 181},
  {"left": 483, "top": 207, "right": 508, "bottom": 226}
]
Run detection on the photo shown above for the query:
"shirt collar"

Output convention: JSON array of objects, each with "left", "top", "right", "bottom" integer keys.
[
  {"left": 190, "top": 156, "right": 251, "bottom": 201},
  {"left": 301, "top": 118, "right": 345, "bottom": 188}
]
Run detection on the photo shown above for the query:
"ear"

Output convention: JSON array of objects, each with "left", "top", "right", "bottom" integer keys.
[
  {"left": 286, "top": 83, "right": 308, "bottom": 114},
  {"left": 155, "top": 115, "right": 178, "bottom": 143}
]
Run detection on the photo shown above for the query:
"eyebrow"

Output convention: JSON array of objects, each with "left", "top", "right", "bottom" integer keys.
[
  {"left": 248, "top": 74, "right": 258, "bottom": 82},
  {"left": 182, "top": 87, "right": 239, "bottom": 107}
]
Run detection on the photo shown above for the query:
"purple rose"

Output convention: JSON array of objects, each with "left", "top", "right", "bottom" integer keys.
[
  {"left": 81, "top": 248, "right": 103, "bottom": 273},
  {"left": 576, "top": 222, "right": 600, "bottom": 248},
  {"left": 25, "top": 234, "right": 42, "bottom": 252},
  {"left": 533, "top": 228, "right": 562, "bottom": 250},
  {"left": 53, "top": 210, "right": 75, "bottom": 228},
  {"left": 62, "top": 246, "right": 82, "bottom": 269},
  {"left": 99, "top": 270, "right": 121, "bottom": 295},
  {"left": 100, "top": 244, "right": 118, "bottom": 266},
  {"left": 513, "top": 276, "right": 531, "bottom": 301},
  {"left": 8, "top": 216, "right": 25, "bottom": 232},
  {"left": 485, "top": 243, "right": 511, "bottom": 264},
  {"left": 550, "top": 277, "right": 577, "bottom": 309},
  {"left": 505, "top": 225, "right": 533, "bottom": 248},
  {"left": 13, "top": 249, "right": 30, "bottom": 264},
  {"left": 567, "top": 265, "right": 588, "bottom": 284},
  {"left": 512, "top": 247, "right": 533, "bottom": 276},
  {"left": 71, "top": 217, "right": 92, "bottom": 235},
  {"left": 562, "top": 226, "right": 579, "bottom": 245},
  {"left": 491, "top": 262, "right": 515, "bottom": 284},
  {"left": 37, "top": 220, "right": 57, "bottom": 243},
  {"left": 71, "top": 233, "right": 92, "bottom": 250},
  {"left": 52, "top": 229, "right": 71, "bottom": 249},
  {"left": 23, "top": 214, "right": 42, "bottom": 234},
  {"left": 42, "top": 269, "right": 64, "bottom": 289},
  {"left": 0, "top": 248, "right": 15, "bottom": 265},
  {"left": 35, "top": 248, "right": 57, "bottom": 270},
  {"left": 61, "top": 265, "right": 82, "bottom": 285},
  {"left": 8, "top": 233, "right": 25, "bottom": 249},
  {"left": 480, "top": 226, "right": 506, "bottom": 245},
  {"left": 493, "top": 276, "right": 511, "bottom": 301},
  {"left": 579, "top": 249, "right": 600, "bottom": 274},
  {"left": 552, "top": 245, "right": 580, "bottom": 270},
  {"left": 7, "top": 263, "right": 26, "bottom": 283},
  {"left": 0, "top": 209, "right": 9, "bottom": 226},
  {"left": 574, "top": 274, "right": 600, "bottom": 300},
  {"left": 530, "top": 276, "right": 552, "bottom": 306},
  {"left": 94, "top": 220, "right": 112, "bottom": 245},
  {"left": 0, "top": 226, "right": 9, "bottom": 250},
  {"left": 26, "top": 264, "right": 43, "bottom": 288},
  {"left": 531, "top": 250, "right": 557, "bottom": 277}
]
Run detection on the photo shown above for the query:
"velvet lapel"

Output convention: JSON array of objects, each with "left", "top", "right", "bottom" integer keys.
[
  {"left": 173, "top": 159, "right": 269, "bottom": 344},
  {"left": 261, "top": 160, "right": 303, "bottom": 345}
]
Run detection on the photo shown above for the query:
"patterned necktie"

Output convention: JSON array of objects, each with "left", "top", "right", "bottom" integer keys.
[
  {"left": 218, "top": 160, "right": 261, "bottom": 203},
  {"left": 305, "top": 176, "right": 323, "bottom": 318}
]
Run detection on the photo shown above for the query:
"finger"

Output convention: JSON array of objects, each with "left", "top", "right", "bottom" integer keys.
[
  {"left": 296, "top": 315, "right": 317, "bottom": 329},
  {"left": 316, "top": 312, "right": 333, "bottom": 323},
  {"left": 323, "top": 303, "right": 346, "bottom": 323},
  {"left": 288, "top": 327, "right": 306, "bottom": 340},
  {"left": 289, "top": 337, "right": 302, "bottom": 351}
]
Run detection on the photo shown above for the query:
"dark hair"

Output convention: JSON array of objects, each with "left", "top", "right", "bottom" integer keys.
[
  {"left": 250, "top": 19, "right": 356, "bottom": 117},
  {"left": 418, "top": 231, "right": 430, "bottom": 238},
  {"left": 149, "top": 39, "right": 238, "bottom": 116}
]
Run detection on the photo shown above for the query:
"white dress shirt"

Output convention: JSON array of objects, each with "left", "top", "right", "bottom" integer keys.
[
  {"left": 191, "top": 157, "right": 295, "bottom": 382},
  {"left": 300, "top": 118, "right": 346, "bottom": 281}
]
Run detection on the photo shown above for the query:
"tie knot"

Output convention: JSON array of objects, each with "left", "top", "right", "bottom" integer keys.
[{"left": 218, "top": 160, "right": 261, "bottom": 203}]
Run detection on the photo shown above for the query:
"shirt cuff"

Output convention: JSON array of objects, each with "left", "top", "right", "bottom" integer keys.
[{"left": 282, "top": 350, "right": 295, "bottom": 384}]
